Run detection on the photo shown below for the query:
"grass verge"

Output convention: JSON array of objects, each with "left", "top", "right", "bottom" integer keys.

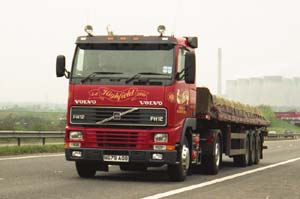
[
  {"left": 0, "top": 144, "right": 64, "bottom": 156},
  {"left": 259, "top": 105, "right": 300, "bottom": 133},
  {"left": 268, "top": 118, "right": 300, "bottom": 133}
]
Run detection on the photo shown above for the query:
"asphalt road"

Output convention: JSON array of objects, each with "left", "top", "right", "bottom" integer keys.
[{"left": 0, "top": 139, "right": 300, "bottom": 199}]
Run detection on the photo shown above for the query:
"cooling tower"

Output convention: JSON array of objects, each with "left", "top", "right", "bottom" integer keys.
[{"left": 225, "top": 76, "right": 300, "bottom": 107}]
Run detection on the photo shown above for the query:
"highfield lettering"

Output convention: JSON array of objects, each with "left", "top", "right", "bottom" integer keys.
[{"left": 89, "top": 88, "right": 149, "bottom": 102}]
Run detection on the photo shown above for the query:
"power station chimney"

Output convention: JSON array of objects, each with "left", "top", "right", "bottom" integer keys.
[{"left": 217, "top": 48, "right": 222, "bottom": 95}]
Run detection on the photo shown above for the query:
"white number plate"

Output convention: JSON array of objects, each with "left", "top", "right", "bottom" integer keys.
[{"left": 103, "top": 155, "right": 129, "bottom": 162}]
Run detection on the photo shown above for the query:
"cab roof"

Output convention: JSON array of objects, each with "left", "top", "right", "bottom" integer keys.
[
  {"left": 75, "top": 35, "right": 198, "bottom": 48},
  {"left": 76, "top": 35, "right": 178, "bottom": 45}
]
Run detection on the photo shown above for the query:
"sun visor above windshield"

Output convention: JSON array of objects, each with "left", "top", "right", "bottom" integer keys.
[{"left": 76, "top": 36, "right": 178, "bottom": 45}]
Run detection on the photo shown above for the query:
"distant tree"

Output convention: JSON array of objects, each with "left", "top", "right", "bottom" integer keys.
[
  {"left": 257, "top": 105, "right": 275, "bottom": 120},
  {"left": 0, "top": 111, "right": 66, "bottom": 131},
  {"left": 1, "top": 113, "right": 16, "bottom": 130}
]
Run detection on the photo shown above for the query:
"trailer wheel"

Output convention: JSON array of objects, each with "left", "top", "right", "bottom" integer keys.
[
  {"left": 233, "top": 135, "right": 250, "bottom": 167},
  {"left": 76, "top": 161, "right": 97, "bottom": 178},
  {"left": 168, "top": 137, "right": 190, "bottom": 182},
  {"left": 201, "top": 135, "right": 222, "bottom": 175},
  {"left": 249, "top": 133, "right": 256, "bottom": 165},
  {"left": 254, "top": 135, "right": 261, "bottom": 164}
]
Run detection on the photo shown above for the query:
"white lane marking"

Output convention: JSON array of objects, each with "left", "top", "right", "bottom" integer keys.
[
  {"left": 0, "top": 154, "right": 64, "bottom": 161},
  {"left": 141, "top": 157, "right": 300, "bottom": 199}
]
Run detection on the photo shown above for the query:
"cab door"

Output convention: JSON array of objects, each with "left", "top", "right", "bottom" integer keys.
[{"left": 174, "top": 48, "right": 192, "bottom": 125}]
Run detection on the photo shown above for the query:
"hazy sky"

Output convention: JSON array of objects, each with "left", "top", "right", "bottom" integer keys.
[{"left": 1, "top": 0, "right": 300, "bottom": 103}]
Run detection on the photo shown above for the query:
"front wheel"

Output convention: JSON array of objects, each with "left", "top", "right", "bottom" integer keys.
[
  {"left": 75, "top": 161, "right": 97, "bottom": 178},
  {"left": 168, "top": 137, "right": 190, "bottom": 182},
  {"left": 201, "top": 135, "right": 222, "bottom": 175}
]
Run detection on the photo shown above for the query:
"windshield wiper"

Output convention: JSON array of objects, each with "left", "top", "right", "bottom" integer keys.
[
  {"left": 125, "top": 72, "right": 168, "bottom": 84},
  {"left": 81, "top": 72, "right": 123, "bottom": 83}
]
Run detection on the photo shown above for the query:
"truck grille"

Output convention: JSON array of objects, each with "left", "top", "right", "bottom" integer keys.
[
  {"left": 70, "top": 106, "right": 167, "bottom": 127},
  {"left": 94, "top": 131, "right": 147, "bottom": 149}
]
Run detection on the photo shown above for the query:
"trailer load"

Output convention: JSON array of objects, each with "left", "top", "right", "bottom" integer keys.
[{"left": 196, "top": 87, "right": 270, "bottom": 126}]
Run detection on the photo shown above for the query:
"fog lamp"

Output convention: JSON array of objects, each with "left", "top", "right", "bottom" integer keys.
[
  {"left": 152, "top": 153, "right": 163, "bottom": 160},
  {"left": 157, "top": 25, "right": 166, "bottom": 36},
  {"left": 72, "top": 151, "right": 82, "bottom": 158},
  {"left": 154, "top": 145, "right": 166, "bottom": 150},
  {"left": 84, "top": 25, "right": 93, "bottom": 36},
  {"left": 70, "top": 142, "right": 81, "bottom": 148}
]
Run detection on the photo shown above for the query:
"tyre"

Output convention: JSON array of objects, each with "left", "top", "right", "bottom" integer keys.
[
  {"left": 249, "top": 133, "right": 256, "bottom": 165},
  {"left": 254, "top": 135, "right": 261, "bottom": 164},
  {"left": 75, "top": 161, "right": 97, "bottom": 178},
  {"left": 201, "top": 135, "right": 222, "bottom": 175},
  {"left": 233, "top": 135, "right": 250, "bottom": 167},
  {"left": 168, "top": 137, "right": 190, "bottom": 182}
]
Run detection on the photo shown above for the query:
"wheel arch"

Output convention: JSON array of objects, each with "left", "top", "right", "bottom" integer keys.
[{"left": 179, "top": 118, "right": 196, "bottom": 146}]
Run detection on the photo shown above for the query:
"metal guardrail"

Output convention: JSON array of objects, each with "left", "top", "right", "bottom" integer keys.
[
  {"left": 0, "top": 130, "right": 298, "bottom": 146},
  {"left": 266, "top": 133, "right": 300, "bottom": 140},
  {"left": 0, "top": 131, "right": 65, "bottom": 146}
]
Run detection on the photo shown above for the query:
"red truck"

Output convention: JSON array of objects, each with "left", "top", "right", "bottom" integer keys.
[{"left": 56, "top": 25, "right": 269, "bottom": 181}]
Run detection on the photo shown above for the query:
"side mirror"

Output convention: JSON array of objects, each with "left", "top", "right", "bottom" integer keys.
[
  {"left": 187, "top": 37, "right": 198, "bottom": 48},
  {"left": 184, "top": 52, "right": 196, "bottom": 84},
  {"left": 56, "top": 55, "right": 66, "bottom": 77}
]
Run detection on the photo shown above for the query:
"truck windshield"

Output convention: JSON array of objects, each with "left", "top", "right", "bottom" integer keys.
[{"left": 71, "top": 43, "right": 175, "bottom": 85}]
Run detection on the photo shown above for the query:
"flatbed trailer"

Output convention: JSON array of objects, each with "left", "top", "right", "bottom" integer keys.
[{"left": 195, "top": 87, "right": 269, "bottom": 174}]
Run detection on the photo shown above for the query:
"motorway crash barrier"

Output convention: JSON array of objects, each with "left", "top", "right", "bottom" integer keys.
[
  {"left": 1, "top": 130, "right": 297, "bottom": 145},
  {"left": 265, "top": 133, "right": 300, "bottom": 140},
  {"left": 0, "top": 131, "right": 65, "bottom": 146}
]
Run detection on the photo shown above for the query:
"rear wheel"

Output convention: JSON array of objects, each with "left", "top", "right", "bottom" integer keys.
[
  {"left": 168, "top": 137, "right": 190, "bottom": 182},
  {"left": 254, "top": 135, "right": 262, "bottom": 164},
  {"left": 201, "top": 135, "right": 222, "bottom": 175},
  {"left": 249, "top": 133, "right": 256, "bottom": 165},
  {"left": 76, "top": 161, "right": 97, "bottom": 178},
  {"left": 233, "top": 135, "right": 250, "bottom": 167}
]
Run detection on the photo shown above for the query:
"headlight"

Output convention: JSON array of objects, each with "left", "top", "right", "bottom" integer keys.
[
  {"left": 154, "top": 133, "right": 168, "bottom": 143},
  {"left": 69, "top": 131, "right": 83, "bottom": 140}
]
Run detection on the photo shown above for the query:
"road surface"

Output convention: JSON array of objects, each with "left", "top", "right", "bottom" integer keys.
[{"left": 0, "top": 139, "right": 300, "bottom": 199}]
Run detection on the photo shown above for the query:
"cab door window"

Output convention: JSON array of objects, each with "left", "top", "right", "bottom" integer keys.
[{"left": 177, "top": 48, "right": 186, "bottom": 80}]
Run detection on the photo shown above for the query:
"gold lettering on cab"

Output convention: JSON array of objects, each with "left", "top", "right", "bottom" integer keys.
[
  {"left": 176, "top": 105, "right": 187, "bottom": 114},
  {"left": 167, "top": 92, "right": 175, "bottom": 103},
  {"left": 177, "top": 90, "right": 189, "bottom": 105},
  {"left": 88, "top": 88, "right": 149, "bottom": 102}
]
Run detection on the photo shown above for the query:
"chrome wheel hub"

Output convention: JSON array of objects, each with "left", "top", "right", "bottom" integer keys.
[
  {"left": 215, "top": 142, "right": 220, "bottom": 167},
  {"left": 182, "top": 145, "right": 190, "bottom": 171}
]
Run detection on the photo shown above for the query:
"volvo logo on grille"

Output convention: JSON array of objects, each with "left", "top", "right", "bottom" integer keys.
[
  {"left": 113, "top": 112, "right": 122, "bottom": 120},
  {"left": 96, "top": 108, "right": 138, "bottom": 124}
]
